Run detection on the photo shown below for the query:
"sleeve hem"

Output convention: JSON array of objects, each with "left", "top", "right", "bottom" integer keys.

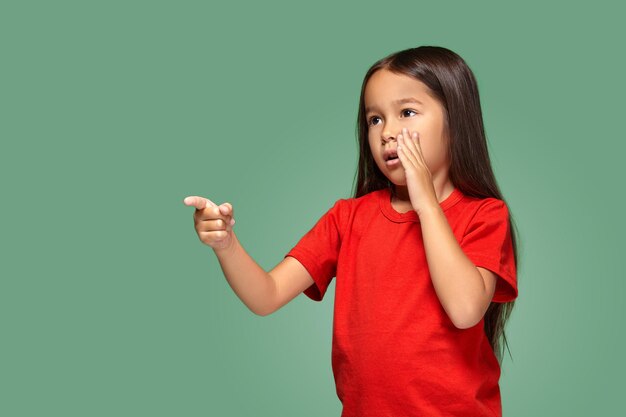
[
  {"left": 469, "top": 256, "right": 518, "bottom": 303},
  {"left": 284, "top": 247, "right": 329, "bottom": 302}
]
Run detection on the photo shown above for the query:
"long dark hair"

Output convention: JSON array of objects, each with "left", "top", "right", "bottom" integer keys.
[{"left": 351, "top": 46, "right": 520, "bottom": 365}]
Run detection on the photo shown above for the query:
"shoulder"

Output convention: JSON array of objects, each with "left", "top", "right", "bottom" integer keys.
[
  {"left": 321, "top": 195, "right": 354, "bottom": 228},
  {"left": 330, "top": 189, "right": 381, "bottom": 213},
  {"left": 324, "top": 189, "right": 382, "bottom": 231},
  {"left": 457, "top": 193, "right": 510, "bottom": 221},
  {"left": 447, "top": 192, "right": 512, "bottom": 238},
  {"left": 457, "top": 197, "right": 511, "bottom": 246},
  {"left": 473, "top": 197, "right": 508, "bottom": 219}
]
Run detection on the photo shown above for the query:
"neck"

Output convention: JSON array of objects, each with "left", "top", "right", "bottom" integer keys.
[{"left": 391, "top": 177, "right": 455, "bottom": 205}]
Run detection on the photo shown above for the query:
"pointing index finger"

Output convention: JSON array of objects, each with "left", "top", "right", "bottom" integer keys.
[{"left": 183, "top": 196, "right": 218, "bottom": 210}]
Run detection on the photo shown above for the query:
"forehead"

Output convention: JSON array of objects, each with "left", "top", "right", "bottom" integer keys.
[{"left": 364, "top": 69, "right": 434, "bottom": 111}]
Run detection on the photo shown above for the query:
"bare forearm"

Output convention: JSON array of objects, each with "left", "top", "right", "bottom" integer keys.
[
  {"left": 419, "top": 206, "right": 486, "bottom": 328},
  {"left": 213, "top": 231, "right": 276, "bottom": 316}
]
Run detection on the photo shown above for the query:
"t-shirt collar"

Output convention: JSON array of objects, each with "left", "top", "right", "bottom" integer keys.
[{"left": 378, "top": 187, "right": 463, "bottom": 223}]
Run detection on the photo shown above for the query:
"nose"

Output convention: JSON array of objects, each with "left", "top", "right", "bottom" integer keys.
[
  {"left": 382, "top": 132, "right": 394, "bottom": 143},
  {"left": 382, "top": 125, "right": 403, "bottom": 143}
]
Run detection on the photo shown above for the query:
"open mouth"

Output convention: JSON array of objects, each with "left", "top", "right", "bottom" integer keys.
[
  {"left": 384, "top": 150, "right": 399, "bottom": 161},
  {"left": 384, "top": 150, "right": 400, "bottom": 166}
]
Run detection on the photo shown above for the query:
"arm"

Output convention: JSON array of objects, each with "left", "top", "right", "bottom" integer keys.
[
  {"left": 213, "top": 231, "right": 314, "bottom": 316},
  {"left": 419, "top": 206, "right": 498, "bottom": 329}
]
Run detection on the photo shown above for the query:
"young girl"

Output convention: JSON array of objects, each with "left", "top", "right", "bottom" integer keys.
[{"left": 183, "top": 45, "right": 519, "bottom": 417}]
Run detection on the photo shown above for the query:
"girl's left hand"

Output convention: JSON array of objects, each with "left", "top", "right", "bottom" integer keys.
[{"left": 396, "top": 127, "right": 439, "bottom": 216}]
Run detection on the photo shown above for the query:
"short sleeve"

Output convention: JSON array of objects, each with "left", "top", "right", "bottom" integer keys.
[
  {"left": 283, "top": 199, "right": 346, "bottom": 302},
  {"left": 460, "top": 200, "right": 518, "bottom": 303}
]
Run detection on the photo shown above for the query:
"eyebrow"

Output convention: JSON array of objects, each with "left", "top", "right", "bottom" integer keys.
[{"left": 365, "top": 97, "right": 424, "bottom": 114}]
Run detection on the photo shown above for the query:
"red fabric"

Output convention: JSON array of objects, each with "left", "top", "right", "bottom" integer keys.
[{"left": 284, "top": 187, "right": 517, "bottom": 417}]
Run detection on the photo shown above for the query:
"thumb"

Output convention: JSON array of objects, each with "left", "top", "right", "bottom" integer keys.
[
  {"left": 183, "top": 196, "right": 218, "bottom": 210},
  {"left": 219, "top": 202, "right": 233, "bottom": 216}
]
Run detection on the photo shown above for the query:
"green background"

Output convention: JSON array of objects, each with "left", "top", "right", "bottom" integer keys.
[{"left": 2, "top": 0, "right": 624, "bottom": 415}]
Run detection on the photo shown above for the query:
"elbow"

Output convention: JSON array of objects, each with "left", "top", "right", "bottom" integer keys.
[
  {"left": 447, "top": 288, "right": 491, "bottom": 330},
  {"left": 452, "top": 317, "right": 479, "bottom": 330},
  {"left": 249, "top": 274, "right": 279, "bottom": 317},
  {"left": 250, "top": 303, "right": 277, "bottom": 317},
  {"left": 449, "top": 306, "right": 483, "bottom": 330},
  {"left": 253, "top": 308, "right": 272, "bottom": 317}
]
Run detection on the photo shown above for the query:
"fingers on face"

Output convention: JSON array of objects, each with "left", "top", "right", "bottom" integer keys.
[
  {"left": 404, "top": 130, "right": 424, "bottom": 163},
  {"left": 398, "top": 133, "right": 417, "bottom": 165},
  {"left": 413, "top": 131, "right": 423, "bottom": 153},
  {"left": 405, "top": 130, "right": 420, "bottom": 150},
  {"left": 410, "top": 131, "right": 424, "bottom": 162}
]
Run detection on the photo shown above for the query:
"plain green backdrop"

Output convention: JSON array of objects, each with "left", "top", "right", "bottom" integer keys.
[{"left": 1, "top": 0, "right": 624, "bottom": 416}]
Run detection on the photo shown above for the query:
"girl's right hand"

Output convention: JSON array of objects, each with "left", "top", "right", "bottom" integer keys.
[{"left": 183, "top": 195, "right": 236, "bottom": 252}]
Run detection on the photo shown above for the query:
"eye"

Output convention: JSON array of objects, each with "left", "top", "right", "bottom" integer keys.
[
  {"left": 368, "top": 116, "right": 382, "bottom": 126},
  {"left": 401, "top": 109, "right": 417, "bottom": 117}
]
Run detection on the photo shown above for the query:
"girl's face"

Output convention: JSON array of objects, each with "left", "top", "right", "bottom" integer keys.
[{"left": 364, "top": 69, "right": 450, "bottom": 187}]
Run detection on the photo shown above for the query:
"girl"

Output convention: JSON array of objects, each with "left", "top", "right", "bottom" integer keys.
[{"left": 183, "top": 45, "right": 519, "bottom": 417}]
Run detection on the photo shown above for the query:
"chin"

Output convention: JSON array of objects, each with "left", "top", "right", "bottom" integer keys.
[
  {"left": 387, "top": 172, "right": 407, "bottom": 186},
  {"left": 377, "top": 162, "right": 406, "bottom": 185}
]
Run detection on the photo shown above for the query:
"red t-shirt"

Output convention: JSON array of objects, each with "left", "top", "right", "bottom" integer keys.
[{"left": 284, "top": 187, "right": 518, "bottom": 417}]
